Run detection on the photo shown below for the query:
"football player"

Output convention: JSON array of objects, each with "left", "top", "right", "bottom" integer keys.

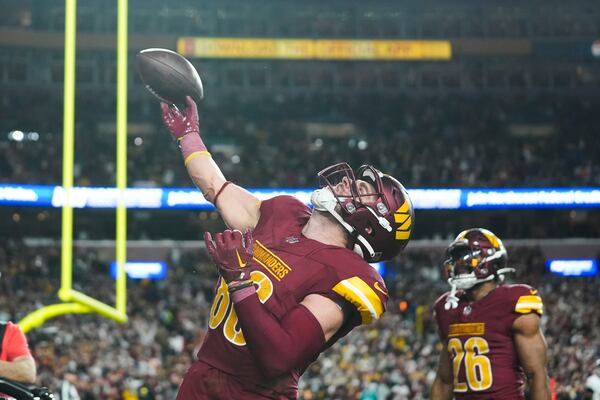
[
  {"left": 160, "top": 97, "right": 414, "bottom": 399},
  {"left": 431, "top": 228, "right": 550, "bottom": 400}
]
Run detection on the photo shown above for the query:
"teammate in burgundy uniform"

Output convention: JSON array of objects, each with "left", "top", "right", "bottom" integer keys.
[
  {"left": 160, "top": 97, "right": 414, "bottom": 399},
  {"left": 431, "top": 228, "right": 550, "bottom": 400}
]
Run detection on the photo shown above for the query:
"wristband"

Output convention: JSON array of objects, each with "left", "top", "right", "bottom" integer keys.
[
  {"left": 184, "top": 150, "right": 211, "bottom": 166},
  {"left": 212, "top": 181, "right": 233, "bottom": 206},
  {"left": 231, "top": 285, "right": 257, "bottom": 303},
  {"left": 179, "top": 133, "right": 209, "bottom": 165},
  {"left": 228, "top": 279, "right": 254, "bottom": 293}
]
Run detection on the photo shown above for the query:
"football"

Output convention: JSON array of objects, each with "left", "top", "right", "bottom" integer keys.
[{"left": 136, "top": 48, "right": 204, "bottom": 105}]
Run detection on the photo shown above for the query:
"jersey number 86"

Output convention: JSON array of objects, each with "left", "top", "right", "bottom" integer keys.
[{"left": 208, "top": 271, "right": 274, "bottom": 346}]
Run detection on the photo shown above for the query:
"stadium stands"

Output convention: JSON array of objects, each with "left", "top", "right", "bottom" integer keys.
[
  {"left": 1, "top": 241, "right": 597, "bottom": 399},
  {"left": 2, "top": 94, "right": 600, "bottom": 190}
]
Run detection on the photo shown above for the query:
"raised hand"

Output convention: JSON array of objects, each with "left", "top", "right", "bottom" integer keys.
[
  {"left": 204, "top": 229, "right": 254, "bottom": 284},
  {"left": 160, "top": 96, "right": 199, "bottom": 140}
]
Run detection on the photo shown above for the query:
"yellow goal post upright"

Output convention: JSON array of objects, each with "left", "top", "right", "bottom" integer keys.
[{"left": 19, "top": 0, "right": 129, "bottom": 333}]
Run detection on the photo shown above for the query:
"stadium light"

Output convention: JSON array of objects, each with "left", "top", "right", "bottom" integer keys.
[
  {"left": 546, "top": 259, "right": 598, "bottom": 277},
  {"left": 8, "top": 130, "right": 24, "bottom": 141}
]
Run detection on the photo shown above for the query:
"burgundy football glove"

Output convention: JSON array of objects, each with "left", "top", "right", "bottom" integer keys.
[
  {"left": 160, "top": 96, "right": 199, "bottom": 140},
  {"left": 204, "top": 229, "right": 254, "bottom": 284},
  {"left": 160, "top": 96, "right": 207, "bottom": 163}
]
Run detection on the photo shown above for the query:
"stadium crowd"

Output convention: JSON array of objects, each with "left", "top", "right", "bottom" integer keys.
[
  {"left": 4, "top": 0, "right": 600, "bottom": 40},
  {"left": 1, "top": 240, "right": 598, "bottom": 399},
  {"left": 1, "top": 94, "right": 599, "bottom": 189}
]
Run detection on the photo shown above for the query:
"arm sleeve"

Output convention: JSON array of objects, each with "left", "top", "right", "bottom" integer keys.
[
  {"left": 233, "top": 293, "right": 326, "bottom": 379},
  {"left": 4, "top": 323, "right": 31, "bottom": 360}
]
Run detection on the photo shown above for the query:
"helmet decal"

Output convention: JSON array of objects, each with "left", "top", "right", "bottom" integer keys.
[{"left": 394, "top": 201, "right": 412, "bottom": 241}]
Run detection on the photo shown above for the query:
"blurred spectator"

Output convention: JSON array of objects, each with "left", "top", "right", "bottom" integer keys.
[
  {"left": 584, "top": 359, "right": 600, "bottom": 400},
  {"left": 57, "top": 372, "right": 80, "bottom": 400}
]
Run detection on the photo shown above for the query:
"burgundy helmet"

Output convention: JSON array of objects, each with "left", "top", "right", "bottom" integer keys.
[
  {"left": 441, "top": 228, "right": 516, "bottom": 310},
  {"left": 314, "top": 162, "right": 414, "bottom": 262},
  {"left": 443, "top": 228, "right": 513, "bottom": 290}
]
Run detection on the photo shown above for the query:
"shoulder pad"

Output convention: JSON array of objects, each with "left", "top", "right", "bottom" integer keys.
[
  {"left": 503, "top": 284, "right": 543, "bottom": 315},
  {"left": 332, "top": 275, "right": 387, "bottom": 325},
  {"left": 305, "top": 241, "right": 386, "bottom": 325}
]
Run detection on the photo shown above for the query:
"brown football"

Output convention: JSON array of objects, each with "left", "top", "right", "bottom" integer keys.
[{"left": 136, "top": 48, "right": 204, "bottom": 105}]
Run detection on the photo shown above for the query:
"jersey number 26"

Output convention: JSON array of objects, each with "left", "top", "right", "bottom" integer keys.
[{"left": 448, "top": 337, "right": 493, "bottom": 392}]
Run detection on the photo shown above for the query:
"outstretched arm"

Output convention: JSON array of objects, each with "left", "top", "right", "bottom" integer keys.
[
  {"left": 161, "top": 97, "right": 261, "bottom": 230},
  {"left": 185, "top": 154, "right": 261, "bottom": 231},
  {"left": 514, "top": 313, "right": 551, "bottom": 400}
]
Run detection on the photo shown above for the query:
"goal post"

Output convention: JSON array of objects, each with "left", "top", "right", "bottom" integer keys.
[{"left": 19, "top": 0, "right": 129, "bottom": 333}]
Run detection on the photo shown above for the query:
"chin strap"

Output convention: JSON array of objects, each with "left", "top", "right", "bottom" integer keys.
[
  {"left": 311, "top": 188, "right": 376, "bottom": 260},
  {"left": 444, "top": 267, "right": 516, "bottom": 310},
  {"left": 444, "top": 283, "right": 460, "bottom": 310}
]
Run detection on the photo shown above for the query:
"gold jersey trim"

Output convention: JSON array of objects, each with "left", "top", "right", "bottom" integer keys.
[
  {"left": 332, "top": 276, "right": 384, "bottom": 325},
  {"left": 515, "top": 295, "right": 543, "bottom": 315},
  {"left": 448, "top": 322, "right": 485, "bottom": 337}
]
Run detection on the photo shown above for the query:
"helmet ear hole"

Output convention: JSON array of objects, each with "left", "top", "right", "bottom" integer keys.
[{"left": 364, "top": 225, "right": 373, "bottom": 235}]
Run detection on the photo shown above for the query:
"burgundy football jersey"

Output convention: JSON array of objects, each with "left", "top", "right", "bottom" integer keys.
[
  {"left": 434, "top": 284, "right": 544, "bottom": 400},
  {"left": 197, "top": 196, "right": 389, "bottom": 398}
]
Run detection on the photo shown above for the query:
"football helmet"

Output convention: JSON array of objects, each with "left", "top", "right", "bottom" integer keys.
[
  {"left": 442, "top": 228, "right": 515, "bottom": 309},
  {"left": 311, "top": 162, "right": 413, "bottom": 262}
]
